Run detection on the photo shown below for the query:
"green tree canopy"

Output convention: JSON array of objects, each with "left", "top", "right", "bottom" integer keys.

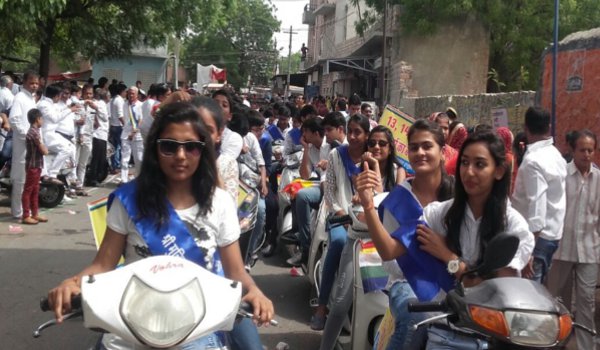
[
  {"left": 353, "top": 0, "right": 600, "bottom": 91},
  {"left": 0, "top": 0, "right": 235, "bottom": 77},
  {"left": 182, "top": 0, "right": 280, "bottom": 89}
]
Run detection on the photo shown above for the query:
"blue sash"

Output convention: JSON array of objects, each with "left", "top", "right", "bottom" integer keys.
[
  {"left": 337, "top": 145, "right": 361, "bottom": 179},
  {"left": 267, "top": 124, "right": 285, "bottom": 141},
  {"left": 378, "top": 185, "right": 454, "bottom": 301},
  {"left": 289, "top": 128, "right": 302, "bottom": 146},
  {"left": 108, "top": 181, "right": 224, "bottom": 276}
]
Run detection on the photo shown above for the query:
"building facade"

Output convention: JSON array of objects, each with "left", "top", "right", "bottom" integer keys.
[{"left": 302, "top": 1, "right": 490, "bottom": 107}]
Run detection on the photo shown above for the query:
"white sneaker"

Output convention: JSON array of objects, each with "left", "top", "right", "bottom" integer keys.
[{"left": 286, "top": 251, "right": 303, "bottom": 267}]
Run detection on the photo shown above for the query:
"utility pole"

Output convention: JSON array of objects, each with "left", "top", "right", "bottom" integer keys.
[{"left": 282, "top": 25, "right": 298, "bottom": 100}]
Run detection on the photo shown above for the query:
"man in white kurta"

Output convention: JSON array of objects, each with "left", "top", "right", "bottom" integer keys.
[
  {"left": 120, "top": 87, "right": 143, "bottom": 183},
  {"left": 8, "top": 72, "right": 39, "bottom": 218}
]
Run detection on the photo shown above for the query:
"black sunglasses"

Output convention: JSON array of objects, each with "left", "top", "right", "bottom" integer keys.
[
  {"left": 157, "top": 139, "right": 205, "bottom": 157},
  {"left": 367, "top": 139, "right": 389, "bottom": 148}
]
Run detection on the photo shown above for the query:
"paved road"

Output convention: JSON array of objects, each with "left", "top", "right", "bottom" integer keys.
[{"left": 0, "top": 179, "right": 322, "bottom": 350}]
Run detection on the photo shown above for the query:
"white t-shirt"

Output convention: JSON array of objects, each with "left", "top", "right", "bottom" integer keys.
[
  {"left": 423, "top": 199, "right": 534, "bottom": 271},
  {"left": 106, "top": 187, "right": 241, "bottom": 268}
]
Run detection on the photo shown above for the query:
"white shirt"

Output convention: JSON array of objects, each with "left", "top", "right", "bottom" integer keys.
[
  {"left": 554, "top": 162, "right": 600, "bottom": 263},
  {"left": 121, "top": 100, "right": 143, "bottom": 141},
  {"left": 107, "top": 188, "right": 240, "bottom": 266},
  {"left": 307, "top": 137, "right": 331, "bottom": 181},
  {"left": 139, "top": 97, "right": 157, "bottom": 140},
  {"left": 109, "top": 95, "right": 125, "bottom": 127},
  {"left": 8, "top": 89, "right": 36, "bottom": 138},
  {"left": 241, "top": 132, "right": 265, "bottom": 167},
  {"left": 424, "top": 199, "right": 534, "bottom": 271},
  {"left": 220, "top": 127, "right": 243, "bottom": 159},
  {"left": 92, "top": 99, "right": 109, "bottom": 141},
  {"left": 511, "top": 138, "right": 567, "bottom": 241},
  {"left": 55, "top": 100, "right": 77, "bottom": 136},
  {"left": 37, "top": 97, "right": 64, "bottom": 140},
  {"left": 11, "top": 83, "right": 20, "bottom": 95},
  {"left": 0, "top": 86, "right": 14, "bottom": 113}
]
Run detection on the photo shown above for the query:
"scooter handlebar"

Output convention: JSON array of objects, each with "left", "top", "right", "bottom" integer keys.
[
  {"left": 40, "top": 294, "right": 81, "bottom": 312},
  {"left": 407, "top": 299, "right": 447, "bottom": 313},
  {"left": 328, "top": 215, "right": 352, "bottom": 226}
]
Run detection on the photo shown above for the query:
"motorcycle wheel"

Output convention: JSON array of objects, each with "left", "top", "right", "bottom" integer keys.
[{"left": 39, "top": 184, "right": 65, "bottom": 208}]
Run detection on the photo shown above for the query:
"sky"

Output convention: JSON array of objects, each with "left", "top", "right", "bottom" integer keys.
[{"left": 271, "top": 0, "right": 309, "bottom": 56}]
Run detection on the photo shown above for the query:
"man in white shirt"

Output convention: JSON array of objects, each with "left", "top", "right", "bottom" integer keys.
[
  {"left": 8, "top": 72, "right": 39, "bottom": 218},
  {"left": 288, "top": 114, "right": 346, "bottom": 267},
  {"left": 108, "top": 84, "right": 127, "bottom": 172},
  {"left": 87, "top": 88, "right": 109, "bottom": 187},
  {"left": 547, "top": 129, "right": 600, "bottom": 350},
  {"left": 0, "top": 75, "right": 14, "bottom": 153},
  {"left": 37, "top": 84, "right": 78, "bottom": 185},
  {"left": 73, "top": 84, "right": 97, "bottom": 193},
  {"left": 120, "top": 86, "right": 143, "bottom": 184},
  {"left": 0, "top": 75, "right": 14, "bottom": 113},
  {"left": 139, "top": 83, "right": 170, "bottom": 141},
  {"left": 511, "top": 106, "right": 567, "bottom": 284}
]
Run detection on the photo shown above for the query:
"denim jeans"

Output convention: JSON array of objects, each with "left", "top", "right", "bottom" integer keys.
[
  {"left": 246, "top": 197, "right": 266, "bottom": 263},
  {"left": 531, "top": 237, "right": 559, "bottom": 284},
  {"left": 294, "top": 186, "right": 323, "bottom": 251},
  {"left": 386, "top": 281, "right": 426, "bottom": 350},
  {"left": 108, "top": 125, "right": 122, "bottom": 170},
  {"left": 426, "top": 326, "right": 488, "bottom": 350},
  {"left": 227, "top": 317, "right": 263, "bottom": 350},
  {"left": 318, "top": 224, "right": 347, "bottom": 306}
]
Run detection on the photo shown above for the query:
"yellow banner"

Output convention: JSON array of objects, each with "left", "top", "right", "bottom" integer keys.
[
  {"left": 378, "top": 104, "right": 416, "bottom": 173},
  {"left": 87, "top": 197, "right": 124, "bottom": 265}
]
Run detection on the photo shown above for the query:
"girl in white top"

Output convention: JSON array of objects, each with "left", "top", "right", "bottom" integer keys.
[
  {"left": 357, "top": 128, "right": 534, "bottom": 348},
  {"left": 356, "top": 120, "right": 454, "bottom": 349},
  {"left": 47, "top": 102, "right": 274, "bottom": 349}
]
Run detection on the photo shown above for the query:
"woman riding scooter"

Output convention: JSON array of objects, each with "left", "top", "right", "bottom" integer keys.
[
  {"left": 356, "top": 128, "right": 534, "bottom": 349},
  {"left": 46, "top": 102, "right": 274, "bottom": 349},
  {"left": 357, "top": 120, "right": 454, "bottom": 349}
]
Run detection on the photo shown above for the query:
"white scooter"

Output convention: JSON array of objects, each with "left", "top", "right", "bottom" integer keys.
[{"left": 34, "top": 255, "right": 277, "bottom": 349}]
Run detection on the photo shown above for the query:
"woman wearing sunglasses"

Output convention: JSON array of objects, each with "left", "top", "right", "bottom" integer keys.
[
  {"left": 363, "top": 125, "right": 406, "bottom": 192},
  {"left": 47, "top": 102, "right": 274, "bottom": 349}
]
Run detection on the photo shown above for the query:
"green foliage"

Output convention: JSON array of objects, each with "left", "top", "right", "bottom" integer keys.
[
  {"left": 0, "top": 0, "right": 232, "bottom": 77},
  {"left": 278, "top": 53, "right": 302, "bottom": 75},
  {"left": 352, "top": 0, "right": 600, "bottom": 92},
  {"left": 182, "top": 0, "right": 280, "bottom": 89}
]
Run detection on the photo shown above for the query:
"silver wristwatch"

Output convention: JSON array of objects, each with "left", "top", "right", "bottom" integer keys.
[{"left": 447, "top": 258, "right": 460, "bottom": 274}]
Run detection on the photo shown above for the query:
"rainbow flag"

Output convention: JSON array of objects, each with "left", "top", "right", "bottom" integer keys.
[{"left": 358, "top": 239, "right": 389, "bottom": 293}]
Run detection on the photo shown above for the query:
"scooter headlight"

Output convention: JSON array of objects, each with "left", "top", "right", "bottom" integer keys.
[
  {"left": 120, "top": 276, "right": 205, "bottom": 348},
  {"left": 504, "top": 311, "right": 559, "bottom": 346}
]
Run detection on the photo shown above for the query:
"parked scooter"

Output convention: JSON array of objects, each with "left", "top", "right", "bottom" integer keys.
[
  {"left": 0, "top": 160, "right": 65, "bottom": 208},
  {"left": 407, "top": 233, "right": 596, "bottom": 349},
  {"left": 34, "top": 255, "right": 277, "bottom": 349},
  {"left": 328, "top": 193, "right": 390, "bottom": 350}
]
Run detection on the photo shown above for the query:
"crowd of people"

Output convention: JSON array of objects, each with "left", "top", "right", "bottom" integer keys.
[{"left": 1, "top": 69, "right": 597, "bottom": 348}]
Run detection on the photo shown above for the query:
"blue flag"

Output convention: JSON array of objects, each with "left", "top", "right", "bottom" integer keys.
[{"left": 378, "top": 185, "right": 455, "bottom": 301}]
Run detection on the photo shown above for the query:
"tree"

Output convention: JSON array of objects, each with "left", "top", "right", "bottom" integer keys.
[
  {"left": 0, "top": 0, "right": 233, "bottom": 77},
  {"left": 352, "top": 0, "right": 600, "bottom": 91},
  {"left": 182, "top": 0, "right": 280, "bottom": 89},
  {"left": 278, "top": 53, "right": 302, "bottom": 75}
]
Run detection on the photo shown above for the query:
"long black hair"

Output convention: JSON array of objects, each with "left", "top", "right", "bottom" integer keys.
[
  {"left": 444, "top": 130, "right": 509, "bottom": 264},
  {"left": 368, "top": 125, "right": 401, "bottom": 192},
  {"left": 407, "top": 119, "right": 454, "bottom": 201},
  {"left": 136, "top": 102, "right": 218, "bottom": 223}
]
